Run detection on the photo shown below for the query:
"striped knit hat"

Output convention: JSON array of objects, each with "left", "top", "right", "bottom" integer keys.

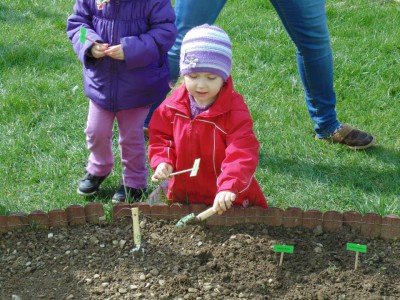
[{"left": 180, "top": 24, "right": 232, "bottom": 82}]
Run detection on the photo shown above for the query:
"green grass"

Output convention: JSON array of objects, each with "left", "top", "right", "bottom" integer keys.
[{"left": 0, "top": 0, "right": 399, "bottom": 217}]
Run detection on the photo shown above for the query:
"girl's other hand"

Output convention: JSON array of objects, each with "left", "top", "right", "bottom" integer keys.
[
  {"left": 90, "top": 43, "right": 109, "bottom": 58},
  {"left": 213, "top": 191, "right": 236, "bottom": 215},
  {"left": 104, "top": 44, "right": 125, "bottom": 60},
  {"left": 151, "top": 163, "right": 173, "bottom": 182}
]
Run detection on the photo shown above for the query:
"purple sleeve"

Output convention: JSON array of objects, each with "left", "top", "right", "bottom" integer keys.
[
  {"left": 66, "top": 0, "right": 103, "bottom": 67},
  {"left": 121, "top": 0, "right": 177, "bottom": 69}
]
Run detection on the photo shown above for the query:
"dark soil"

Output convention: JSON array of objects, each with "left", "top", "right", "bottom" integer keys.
[{"left": 1, "top": 217, "right": 400, "bottom": 300}]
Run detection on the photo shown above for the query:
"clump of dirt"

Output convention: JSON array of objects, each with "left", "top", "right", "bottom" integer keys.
[{"left": 1, "top": 217, "right": 400, "bottom": 300}]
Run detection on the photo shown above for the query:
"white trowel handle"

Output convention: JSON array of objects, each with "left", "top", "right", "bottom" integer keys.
[
  {"left": 169, "top": 168, "right": 192, "bottom": 176},
  {"left": 196, "top": 207, "right": 217, "bottom": 221}
]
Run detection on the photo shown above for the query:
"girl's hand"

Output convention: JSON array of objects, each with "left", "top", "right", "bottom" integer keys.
[
  {"left": 213, "top": 191, "right": 236, "bottom": 215},
  {"left": 90, "top": 43, "right": 109, "bottom": 58},
  {"left": 104, "top": 44, "right": 125, "bottom": 60},
  {"left": 152, "top": 163, "right": 173, "bottom": 182}
]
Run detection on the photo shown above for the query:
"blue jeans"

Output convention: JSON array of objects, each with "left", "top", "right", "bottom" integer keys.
[{"left": 163, "top": 0, "right": 342, "bottom": 138}]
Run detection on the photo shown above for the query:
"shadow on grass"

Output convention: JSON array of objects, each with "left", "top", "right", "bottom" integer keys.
[
  {"left": 82, "top": 186, "right": 116, "bottom": 204},
  {"left": 259, "top": 144, "right": 400, "bottom": 197}
]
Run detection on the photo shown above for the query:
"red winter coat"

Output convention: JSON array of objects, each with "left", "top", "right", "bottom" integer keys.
[{"left": 148, "top": 77, "right": 267, "bottom": 208}]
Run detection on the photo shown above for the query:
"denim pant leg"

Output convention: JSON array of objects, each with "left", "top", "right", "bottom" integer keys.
[
  {"left": 269, "top": 0, "right": 340, "bottom": 138},
  {"left": 116, "top": 106, "right": 150, "bottom": 189},
  {"left": 143, "top": 100, "right": 161, "bottom": 129},
  {"left": 168, "top": 0, "right": 228, "bottom": 84}
]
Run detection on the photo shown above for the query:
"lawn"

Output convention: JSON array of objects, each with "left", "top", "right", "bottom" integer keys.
[{"left": 0, "top": 0, "right": 399, "bottom": 218}]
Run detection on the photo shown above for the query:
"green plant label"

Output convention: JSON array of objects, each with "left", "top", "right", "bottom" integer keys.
[
  {"left": 346, "top": 243, "right": 367, "bottom": 253},
  {"left": 80, "top": 27, "right": 87, "bottom": 44},
  {"left": 273, "top": 245, "right": 294, "bottom": 254}
]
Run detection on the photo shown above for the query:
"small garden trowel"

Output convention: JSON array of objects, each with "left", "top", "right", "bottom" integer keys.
[{"left": 175, "top": 206, "right": 216, "bottom": 228}]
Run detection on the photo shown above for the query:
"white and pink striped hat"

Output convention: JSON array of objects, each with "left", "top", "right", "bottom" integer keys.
[{"left": 180, "top": 24, "right": 232, "bottom": 82}]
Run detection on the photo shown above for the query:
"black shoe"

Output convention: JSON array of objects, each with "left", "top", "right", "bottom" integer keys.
[
  {"left": 112, "top": 185, "right": 147, "bottom": 203},
  {"left": 77, "top": 172, "right": 108, "bottom": 196}
]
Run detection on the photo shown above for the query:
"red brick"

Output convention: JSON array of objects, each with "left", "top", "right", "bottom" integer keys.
[
  {"left": 361, "top": 213, "right": 381, "bottom": 238},
  {"left": 225, "top": 207, "right": 236, "bottom": 226},
  {"left": 150, "top": 203, "right": 170, "bottom": 219},
  {"left": 0, "top": 215, "right": 8, "bottom": 233},
  {"left": 206, "top": 213, "right": 225, "bottom": 226},
  {"left": 7, "top": 212, "right": 28, "bottom": 231},
  {"left": 48, "top": 210, "right": 68, "bottom": 227},
  {"left": 283, "top": 207, "right": 303, "bottom": 228},
  {"left": 234, "top": 206, "right": 246, "bottom": 225},
  {"left": 323, "top": 211, "right": 343, "bottom": 232},
  {"left": 190, "top": 203, "right": 208, "bottom": 215},
  {"left": 84, "top": 202, "right": 105, "bottom": 224},
  {"left": 28, "top": 210, "right": 49, "bottom": 230},
  {"left": 343, "top": 211, "right": 362, "bottom": 232},
  {"left": 132, "top": 202, "right": 151, "bottom": 216},
  {"left": 169, "top": 203, "right": 190, "bottom": 220},
  {"left": 246, "top": 206, "right": 263, "bottom": 224},
  {"left": 112, "top": 203, "right": 132, "bottom": 221},
  {"left": 381, "top": 214, "right": 400, "bottom": 240},
  {"left": 302, "top": 210, "right": 323, "bottom": 230},
  {"left": 263, "top": 207, "right": 283, "bottom": 227},
  {"left": 66, "top": 205, "right": 86, "bottom": 226}
]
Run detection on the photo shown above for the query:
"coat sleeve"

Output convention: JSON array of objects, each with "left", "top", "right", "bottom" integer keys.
[
  {"left": 121, "top": 0, "right": 177, "bottom": 69},
  {"left": 66, "top": 0, "right": 103, "bottom": 68},
  {"left": 148, "top": 103, "right": 177, "bottom": 171},
  {"left": 217, "top": 97, "right": 260, "bottom": 196}
]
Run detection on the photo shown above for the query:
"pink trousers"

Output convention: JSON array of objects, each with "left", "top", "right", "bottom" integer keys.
[{"left": 85, "top": 100, "right": 150, "bottom": 189}]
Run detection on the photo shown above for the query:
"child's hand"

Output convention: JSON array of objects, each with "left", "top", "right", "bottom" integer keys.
[
  {"left": 151, "top": 163, "right": 173, "bottom": 182},
  {"left": 90, "top": 43, "right": 109, "bottom": 58},
  {"left": 213, "top": 191, "right": 236, "bottom": 215},
  {"left": 104, "top": 44, "right": 125, "bottom": 60}
]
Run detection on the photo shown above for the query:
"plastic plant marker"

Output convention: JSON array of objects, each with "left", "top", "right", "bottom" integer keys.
[
  {"left": 274, "top": 245, "right": 294, "bottom": 253},
  {"left": 80, "top": 27, "right": 87, "bottom": 44},
  {"left": 273, "top": 245, "right": 294, "bottom": 266},
  {"left": 79, "top": 26, "right": 99, "bottom": 45},
  {"left": 346, "top": 243, "right": 367, "bottom": 253},
  {"left": 346, "top": 243, "right": 367, "bottom": 270}
]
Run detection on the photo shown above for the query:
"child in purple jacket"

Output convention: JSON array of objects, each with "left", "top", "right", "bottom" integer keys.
[{"left": 67, "top": 0, "right": 177, "bottom": 202}]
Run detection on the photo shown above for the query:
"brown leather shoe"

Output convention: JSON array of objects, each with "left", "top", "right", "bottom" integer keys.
[{"left": 316, "top": 124, "right": 375, "bottom": 150}]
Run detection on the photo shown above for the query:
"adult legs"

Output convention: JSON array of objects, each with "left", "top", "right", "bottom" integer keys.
[
  {"left": 269, "top": 0, "right": 339, "bottom": 138},
  {"left": 153, "top": 0, "right": 374, "bottom": 148}
]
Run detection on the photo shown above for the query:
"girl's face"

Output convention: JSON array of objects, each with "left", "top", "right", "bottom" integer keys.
[{"left": 184, "top": 72, "right": 224, "bottom": 106}]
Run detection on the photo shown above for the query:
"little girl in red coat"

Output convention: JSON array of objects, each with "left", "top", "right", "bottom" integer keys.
[{"left": 148, "top": 24, "right": 267, "bottom": 215}]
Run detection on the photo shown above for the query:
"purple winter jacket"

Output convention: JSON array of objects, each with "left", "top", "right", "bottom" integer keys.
[{"left": 66, "top": 0, "right": 177, "bottom": 112}]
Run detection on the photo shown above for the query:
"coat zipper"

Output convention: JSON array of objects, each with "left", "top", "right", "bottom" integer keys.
[{"left": 110, "top": 0, "right": 120, "bottom": 111}]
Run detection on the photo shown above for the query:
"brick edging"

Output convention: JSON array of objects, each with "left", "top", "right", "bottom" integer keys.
[{"left": 1, "top": 203, "right": 400, "bottom": 240}]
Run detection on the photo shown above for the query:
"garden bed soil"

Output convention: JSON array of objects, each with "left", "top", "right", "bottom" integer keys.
[{"left": 1, "top": 217, "right": 400, "bottom": 300}]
